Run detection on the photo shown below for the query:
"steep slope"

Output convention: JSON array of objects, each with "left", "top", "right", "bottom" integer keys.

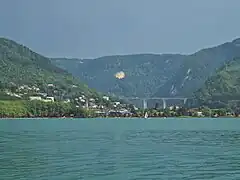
[
  {"left": 0, "top": 38, "right": 100, "bottom": 100},
  {"left": 53, "top": 54, "right": 186, "bottom": 97},
  {"left": 194, "top": 57, "right": 240, "bottom": 104},
  {"left": 52, "top": 38, "right": 240, "bottom": 98},
  {"left": 157, "top": 39, "right": 240, "bottom": 97}
]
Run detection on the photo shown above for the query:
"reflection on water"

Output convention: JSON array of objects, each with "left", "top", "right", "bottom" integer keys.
[{"left": 1, "top": 118, "right": 240, "bottom": 179}]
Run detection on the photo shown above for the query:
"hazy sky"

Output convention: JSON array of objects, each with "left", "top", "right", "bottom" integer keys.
[{"left": 1, "top": 0, "right": 240, "bottom": 58}]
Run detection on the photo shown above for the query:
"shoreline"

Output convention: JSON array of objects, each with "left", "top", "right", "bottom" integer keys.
[{"left": 0, "top": 116, "right": 238, "bottom": 119}]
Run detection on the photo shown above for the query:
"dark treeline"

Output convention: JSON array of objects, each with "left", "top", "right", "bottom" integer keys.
[
  {"left": 0, "top": 100, "right": 239, "bottom": 119},
  {"left": 0, "top": 100, "right": 96, "bottom": 118}
]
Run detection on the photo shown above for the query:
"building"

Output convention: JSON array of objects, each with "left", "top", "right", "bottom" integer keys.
[
  {"left": 40, "top": 97, "right": 55, "bottom": 102},
  {"left": 196, "top": 111, "right": 203, "bottom": 117},
  {"left": 47, "top": 84, "right": 54, "bottom": 87},
  {"left": 89, "top": 98, "right": 95, "bottom": 102},
  {"left": 64, "top": 99, "right": 71, "bottom": 103},
  {"left": 46, "top": 97, "right": 54, "bottom": 102},
  {"left": 29, "top": 96, "right": 42, "bottom": 101},
  {"left": 103, "top": 96, "right": 109, "bottom": 101}
]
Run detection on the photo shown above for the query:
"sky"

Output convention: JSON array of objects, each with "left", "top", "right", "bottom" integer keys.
[{"left": 1, "top": 0, "right": 240, "bottom": 58}]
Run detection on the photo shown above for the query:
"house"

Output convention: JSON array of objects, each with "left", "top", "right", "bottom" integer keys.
[
  {"left": 103, "top": 96, "right": 109, "bottom": 101},
  {"left": 7, "top": 93, "right": 22, "bottom": 98},
  {"left": 99, "top": 105, "right": 104, "bottom": 109},
  {"left": 113, "top": 101, "right": 121, "bottom": 108},
  {"left": 169, "top": 106, "right": 180, "bottom": 110},
  {"left": 64, "top": 99, "right": 71, "bottom": 103},
  {"left": 95, "top": 111, "right": 106, "bottom": 116},
  {"left": 18, "top": 86, "right": 25, "bottom": 90},
  {"left": 91, "top": 104, "right": 98, "bottom": 108},
  {"left": 38, "top": 93, "right": 47, "bottom": 97},
  {"left": 196, "top": 111, "right": 203, "bottom": 117},
  {"left": 80, "top": 99, "right": 86, "bottom": 103},
  {"left": 42, "top": 97, "right": 54, "bottom": 102},
  {"left": 119, "top": 109, "right": 131, "bottom": 114},
  {"left": 47, "top": 84, "right": 54, "bottom": 87},
  {"left": 46, "top": 97, "right": 54, "bottom": 102},
  {"left": 114, "top": 102, "right": 120, "bottom": 105},
  {"left": 89, "top": 98, "right": 95, "bottom": 102},
  {"left": 34, "top": 87, "right": 40, "bottom": 91},
  {"left": 29, "top": 96, "right": 42, "bottom": 101}
]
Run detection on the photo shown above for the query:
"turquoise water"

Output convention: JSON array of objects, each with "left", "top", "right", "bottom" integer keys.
[{"left": 1, "top": 118, "right": 240, "bottom": 179}]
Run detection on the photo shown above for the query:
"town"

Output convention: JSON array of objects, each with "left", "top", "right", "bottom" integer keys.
[{"left": 0, "top": 82, "right": 238, "bottom": 118}]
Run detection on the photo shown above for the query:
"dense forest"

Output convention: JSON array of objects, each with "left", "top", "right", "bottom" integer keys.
[
  {"left": 0, "top": 37, "right": 102, "bottom": 100},
  {"left": 0, "top": 100, "right": 96, "bottom": 118},
  {"left": 194, "top": 57, "right": 240, "bottom": 108},
  {"left": 52, "top": 38, "right": 240, "bottom": 98},
  {"left": 0, "top": 38, "right": 128, "bottom": 118}
]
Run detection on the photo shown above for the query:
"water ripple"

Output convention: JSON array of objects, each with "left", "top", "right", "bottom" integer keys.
[{"left": 1, "top": 118, "right": 240, "bottom": 179}]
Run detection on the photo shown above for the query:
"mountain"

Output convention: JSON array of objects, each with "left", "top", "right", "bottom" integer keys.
[
  {"left": 157, "top": 38, "right": 240, "bottom": 97},
  {"left": 0, "top": 37, "right": 102, "bottom": 101},
  {"left": 52, "top": 54, "right": 186, "bottom": 98},
  {"left": 194, "top": 57, "right": 240, "bottom": 107},
  {"left": 52, "top": 38, "right": 240, "bottom": 98}
]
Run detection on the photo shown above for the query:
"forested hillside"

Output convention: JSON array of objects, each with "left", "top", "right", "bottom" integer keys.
[
  {"left": 194, "top": 57, "right": 240, "bottom": 107},
  {"left": 0, "top": 38, "right": 104, "bottom": 101},
  {"left": 52, "top": 38, "right": 240, "bottom": 98}
]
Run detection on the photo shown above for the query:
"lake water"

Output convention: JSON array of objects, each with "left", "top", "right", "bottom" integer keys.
[{"left": 1, "top": 118, "right": 240, "bottom": 179}]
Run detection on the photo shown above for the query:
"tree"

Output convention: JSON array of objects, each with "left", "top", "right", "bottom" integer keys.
[
  {"left": 176, "top": 107, "right": 188, "bottom": 116},
  {"left": 129, "top": 104, "right": 136, "bottom": 114},
  {"left": 0, "top": 81, "right": 4, "bottom": 90},
  {"left": 201, "top": 107, "right": 211, "bottom": 117}
]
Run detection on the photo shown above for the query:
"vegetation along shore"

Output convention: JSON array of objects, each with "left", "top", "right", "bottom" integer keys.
[
  {"left": 2, "top": 38, "right": 240, "bottom": 118},
  {"left": 0, "top": 99, "right": 239, "bottom": 119}
]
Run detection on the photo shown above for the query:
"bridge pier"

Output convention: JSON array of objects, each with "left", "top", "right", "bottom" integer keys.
[
  {"left": 162, "top": 98, "right": 166, "bottom": 109},
  {"left": 120, "top": 97, "right": 189, "bottom": 109},
  {"left": 183, "top": 98, "right": 187, "bottom": 106},
  {"left": 143, "top": 99, "right": 148, "bottom": 109}
]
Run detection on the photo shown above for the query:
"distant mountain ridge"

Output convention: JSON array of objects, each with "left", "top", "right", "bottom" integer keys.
[
  {"left": 52, "top": 54, "right": 186, "bottom": 97},
  {"left": 51, "top": 38, "right": 240, "bottom": 98}
]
